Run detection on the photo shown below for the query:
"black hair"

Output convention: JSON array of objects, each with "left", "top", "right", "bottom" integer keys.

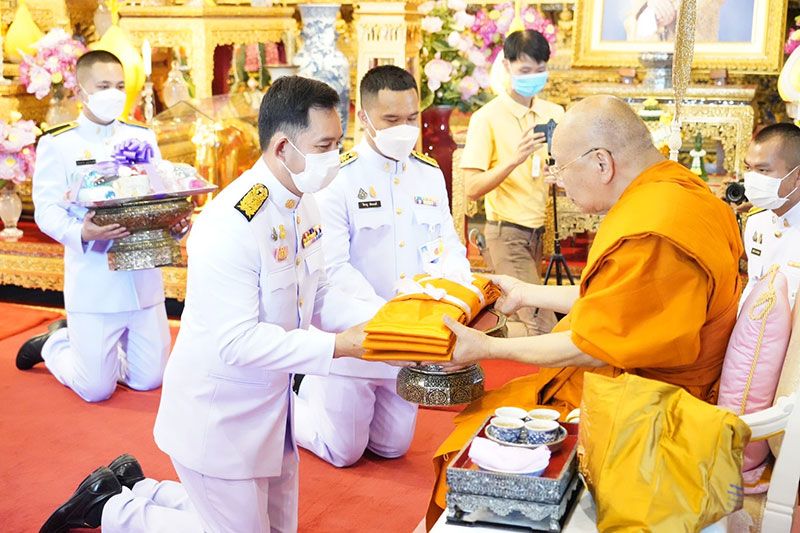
[
  {"left": 360, "top": 65, "right": 417, "bottom": 104},
  {"left": 76, "top": 50, "right": 123, "bottom": 81},
  {"left": 503, "top": 30, "right": 551, "bottom": 64},
  {"left": 258, "top": 76, "right": 340, "bottom": 151},
  {"left": 753, "top": 123, "right": 800, "bottom": 167}
]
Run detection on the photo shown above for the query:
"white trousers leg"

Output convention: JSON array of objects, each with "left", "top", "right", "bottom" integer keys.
[
  {"left": 174, "top": 451, "right": 299, "bottom": 533},
  {"left": 294, "top": 375, "right": 417, "bottom": 467},
  {"left": 101, "top": 479, "right": 204, "bottom": 532},
  {"left": 41, "top": 305, "right": 170, "bottom": 402}
]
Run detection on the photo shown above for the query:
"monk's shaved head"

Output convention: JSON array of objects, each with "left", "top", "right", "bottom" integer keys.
[
  {"left": 553, "top": 95, "right": 654, "bottom": 158},
  {"left": 550, "top": 95, "right": 665, "bottom": 214}
]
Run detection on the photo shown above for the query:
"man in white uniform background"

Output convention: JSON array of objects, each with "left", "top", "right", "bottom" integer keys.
[
  {"left": 16, "top": 50, "right": 185, "bottom": 403},
  {"left": 294, "top": 65, "right": 471, "bottom": 467},
  {"left": 741, "top": 123, "right": 800, "bottom": 307},
  {"left": 39, "top": 76, "right": 391, "bottom": 533}
]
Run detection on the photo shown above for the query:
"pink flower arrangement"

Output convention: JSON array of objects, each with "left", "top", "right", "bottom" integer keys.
[
  {"left": 471, "top": 3, "right": 557, "bottom": 63},
  {"left": 0, "top": 113, "right": 40, "bottom": 188},
  {"left": 420, "top": 1, "right": 493, "bottom": 111},
  {"left": 19, "top": 29, "right": 87, "bottom": 100},
  {"left": 786, "top": 16, "right": 800, "bottom": 55}
]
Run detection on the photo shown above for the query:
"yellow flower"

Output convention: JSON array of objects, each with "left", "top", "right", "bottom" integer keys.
[
  {"left": 51, "top": 71, "right": 63, "bottom": 84},
  {"left": 4, "top": 156, "right": 16, "bottom": 167},
  {"left": 643, "top": 97, "right": 659, "bottom": 107},
  {"left": 791, "top": 29, "right": 800, "bottom": 41},
  {"left": 9, "top": 111, "right": 22, "bottom": 123},
  {"left": 489, "top": 9, "right": 500, "bottom": 20},
  {"left": 546, "top": 24, "right": 555, "bottom": 34},
  {"left": 659, "top": 112, "right": 674, "bottom": 125}
]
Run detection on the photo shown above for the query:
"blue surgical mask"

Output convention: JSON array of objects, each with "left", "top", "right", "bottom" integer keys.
[{"left": 511, "top": 72, "right": 548, "bottom": 98}]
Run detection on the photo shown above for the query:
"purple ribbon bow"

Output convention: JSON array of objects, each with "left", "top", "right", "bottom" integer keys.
[{"left": 112, "top": 139, "right": 154, "bottom": 166}]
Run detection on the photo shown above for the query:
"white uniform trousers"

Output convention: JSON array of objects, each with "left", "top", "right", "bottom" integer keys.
[
  {"left": 41, "top": 304, "right": 170, "bottom": 402},
  {"left": 294, "top": 375, "right": 418, "bottom": 467},
  {"left": 101, "top": 451, "right": 299, "bottom": 533}
]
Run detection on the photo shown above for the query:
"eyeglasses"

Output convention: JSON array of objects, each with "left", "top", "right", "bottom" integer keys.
[{"left": 548, "top": 147, "right": 610, "bottom": 187}]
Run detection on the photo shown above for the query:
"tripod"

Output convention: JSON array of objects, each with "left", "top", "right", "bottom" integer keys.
[{"left": 541, "top": 182, "right": 575, "bottom": 286}]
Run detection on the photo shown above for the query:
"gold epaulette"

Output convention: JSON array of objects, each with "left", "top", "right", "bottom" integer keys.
[
  {"left": 340, "top": 150, "right": 358, "bottom": 167},
  {"left": 44, "top": 121, "right": 77, "bottom": 137},
  {"left": 235, "top": 184, "right": 269, "bottom": 221},
  {"left": 410, "top": 150, "right": 439, "bottom": 168},
  {"left": 118, "top": 117, "right": 149, "bottom": 130},
  {"left": 747, "top": 207, "right": 767, "bottom": 217}
]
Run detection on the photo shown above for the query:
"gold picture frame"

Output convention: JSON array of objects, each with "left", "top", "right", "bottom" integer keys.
[{"left": 573, "top": 0, "right": 788, "bottom": 73}]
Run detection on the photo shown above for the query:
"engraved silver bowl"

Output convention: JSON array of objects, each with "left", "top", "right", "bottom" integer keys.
[{"left": 397, "top": 308, "right": 507, "bottom": 406}]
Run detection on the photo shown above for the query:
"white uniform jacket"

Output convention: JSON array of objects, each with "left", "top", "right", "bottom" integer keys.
[
  {"left": 742, "top": 203, "right": 800, "bottom": 308},
  {"left": 153, "top": 157, "right": 377, "bottom": 479},
  {"left": 314, "top": 140, "right": 470, "bottom": 379},
  {"left": 32, "top": 114, "right": 164, "bottom": 313}
]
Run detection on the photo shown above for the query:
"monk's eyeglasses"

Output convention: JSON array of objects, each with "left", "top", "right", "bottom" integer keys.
[{"left": 548, "top": 147, "right": 611, "bottom": 187}]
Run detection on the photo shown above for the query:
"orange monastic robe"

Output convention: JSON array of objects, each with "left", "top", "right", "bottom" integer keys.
[{"left": 426, "top": 160, "right": 743, "bottom": 526}]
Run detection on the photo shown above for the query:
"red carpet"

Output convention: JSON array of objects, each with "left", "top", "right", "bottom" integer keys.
[
  {"left": 0, "top": 305, "right": 536, "bottom": 532},
  {"left": 0, "top": 302, "right": 62, "bottom": 341}
]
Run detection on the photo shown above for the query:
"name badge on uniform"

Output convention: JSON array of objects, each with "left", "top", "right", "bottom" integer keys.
[
  {"left": 420, "top": 237, "right": 444, "bottom": 264},
  {"left": 531, "top": 154, "right": 541, "bottom": 178},
  {"left": 76, "top": 159, "right": 97, "bottom": 166},
  {"left": 414, "top": 196, "right": 438, "bottom": 207},
  {"left": 301, "top": 224, "right": 323, "bottom": 249},
  {"left": 358, "top": 200, "right": 382, "bottom": 209}
]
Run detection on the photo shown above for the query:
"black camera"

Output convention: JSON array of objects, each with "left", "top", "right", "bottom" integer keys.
[
  {"left": 533, "top": 119, "right": 557, "bottom": 155},
  {"left": 724, "top": 180, "right": 747, "bottom": 204}
]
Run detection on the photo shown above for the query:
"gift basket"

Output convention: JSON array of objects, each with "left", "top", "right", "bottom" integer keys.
[{"left": 66, "top": 139, "right": 217, "bottom": 271}]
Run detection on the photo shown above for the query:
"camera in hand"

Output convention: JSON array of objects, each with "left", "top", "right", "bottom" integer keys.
[
  {"left": 724, "top": 180, "right": 747, "bottom": 204},
  {"left": 533, "top": 119, "right": 557, "bottom": 155}
]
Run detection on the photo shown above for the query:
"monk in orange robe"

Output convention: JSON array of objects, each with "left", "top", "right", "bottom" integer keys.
[{"left": 426, "top": 95, "right": 743, "bottom": 526}]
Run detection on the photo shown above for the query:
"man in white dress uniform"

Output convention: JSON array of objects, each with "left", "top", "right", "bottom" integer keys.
[
  {"left": 16, "top": 50, "right": 184, "bottom": 402},
  {"left": 294, "top": 65, "right": 471, "bottom": 467},
  {"left": 741, "top": 123, "right": 800, "bottom": 308},
  {"left": 40, "top": 76, "right": 386, "bottom": 533}
]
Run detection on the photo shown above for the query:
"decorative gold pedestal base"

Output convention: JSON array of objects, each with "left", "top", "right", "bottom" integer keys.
[
  {"left": 93, "top": 198, "right": 194, "bottom": 271},
  {"left": 396, "top": 308, "right": 507, "bottom": 406}
]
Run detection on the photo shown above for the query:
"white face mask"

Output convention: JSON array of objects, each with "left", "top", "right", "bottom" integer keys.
[
  {"left": 744, "top": 165, "right": 799, "bottom": 210},
  {"left": 83, "top": 87, "right": 127, "bottom": 123},
  {"left": 279, "top": 139, "right": 340, "bottom": 194},
  {"left": 364, "top": 111, "right": 419, "bottom": 161}
]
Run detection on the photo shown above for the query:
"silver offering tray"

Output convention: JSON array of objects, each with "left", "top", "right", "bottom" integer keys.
[
  {"left": 396, "top": 308, "right": 507, "bottom": 406},
  {"left": 75, "top": 184, "right": 217, "bottom": 209}
]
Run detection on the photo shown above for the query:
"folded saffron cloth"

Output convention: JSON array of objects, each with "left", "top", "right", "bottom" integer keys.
[{"left": 363, "top": 274, "right": 500, "bottom": 362}]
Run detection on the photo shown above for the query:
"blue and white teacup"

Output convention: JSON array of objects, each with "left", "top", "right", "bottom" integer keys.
[
  {"left": 525, "top": 419, "right": 560, "bottom": 445},
  {"left": 489, "top": 416, "right": 524, "bottom": 443}
]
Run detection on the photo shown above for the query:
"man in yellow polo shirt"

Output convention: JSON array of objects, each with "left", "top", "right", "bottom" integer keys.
[{"left": 461, "top": 29, "right": 564, "bottom": 336}]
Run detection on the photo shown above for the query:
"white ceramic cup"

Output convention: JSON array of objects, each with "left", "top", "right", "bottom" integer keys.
[
  {"left": 524, "top": 419, "right": 560, "bottom": 445},
  {"left": 494, "top": 406, "right": 528, "bottom": 419},
  {"left": 527, "top": 408, "right": 561, "bottom": 421},
  {"left": 489, "top": 416, "right": 524, "bottom": 443}
]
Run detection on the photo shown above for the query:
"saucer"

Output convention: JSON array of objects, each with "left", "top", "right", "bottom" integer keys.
[{"left": 485, "top": 425, "right": 568, "bottom": 452}]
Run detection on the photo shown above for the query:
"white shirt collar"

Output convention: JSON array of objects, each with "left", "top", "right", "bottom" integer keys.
[
  {"left": 251, "top": 156, "right": 301, "bottom": 214},
  {"left": 356, "top": 138, "right": 410, "bottom": 174},
  {"left": 782, "top": 201, "right": 800, "bottom": 228},
  {"left": 77, "top": 113, "right": 117, "bottom": 138}
]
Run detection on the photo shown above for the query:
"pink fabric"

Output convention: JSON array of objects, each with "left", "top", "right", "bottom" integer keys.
[{"left": 719, "top": 269, "right": 792, "bottom": 492}]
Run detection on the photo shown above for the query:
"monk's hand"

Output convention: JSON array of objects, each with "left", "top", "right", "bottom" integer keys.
[
  {"left": 511, "top": 130, "right": 546, "bottom": 168},
  {"left": 443, "top": 315, "right": 491, "bottom": 365},
  {"left": 486, "top": 273, "right": 527, "bottom": 315},
  {"left": 334, "top": 321, "right": 368, "bottom": 359}
]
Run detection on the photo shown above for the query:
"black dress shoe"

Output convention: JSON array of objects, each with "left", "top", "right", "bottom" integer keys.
[
  {"left": 108, "top": 453, "right": 144, "bottom": 489},
  {"left": 16, "top": 320, "right": 67, "bottom": 370},
  {"left": 47, "top": 319, "right": 67, "bottom": 333},
  {"left": 40, "top": 467, "right": 122, "bottom": 533}
]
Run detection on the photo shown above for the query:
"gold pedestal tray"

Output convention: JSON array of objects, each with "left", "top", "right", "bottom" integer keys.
[
  {"left": 397, "top": 308, "right": 507, "bottom": 407},
  {"left": 92, "top": 198, "right": 195, "bottom": 271}
]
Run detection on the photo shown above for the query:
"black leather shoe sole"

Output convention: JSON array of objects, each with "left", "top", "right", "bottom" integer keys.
[
  {"left": 40, "top": 467, "right": 121, "bottom": 533},
  {"left": 15, "top": 332, "right": 49, "bottom": 370},
  {"left": 108, "top": 453, "right": 145, "bottom": 489}
]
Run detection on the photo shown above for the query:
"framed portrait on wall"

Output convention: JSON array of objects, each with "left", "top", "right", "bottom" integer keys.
[{"left": 573, "top": 0, "right": 788, "bottom": 73}]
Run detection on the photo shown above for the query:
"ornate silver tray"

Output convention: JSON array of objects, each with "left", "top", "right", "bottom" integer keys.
[
  {"left": 396, "top": 308, "right": 507, "bottom": 406},
  {"left": 485, "top": 425, "right": 569, "bottom": 452},
  {"left": 447, "top": 416, "right": 579, "bottom": 505}
]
